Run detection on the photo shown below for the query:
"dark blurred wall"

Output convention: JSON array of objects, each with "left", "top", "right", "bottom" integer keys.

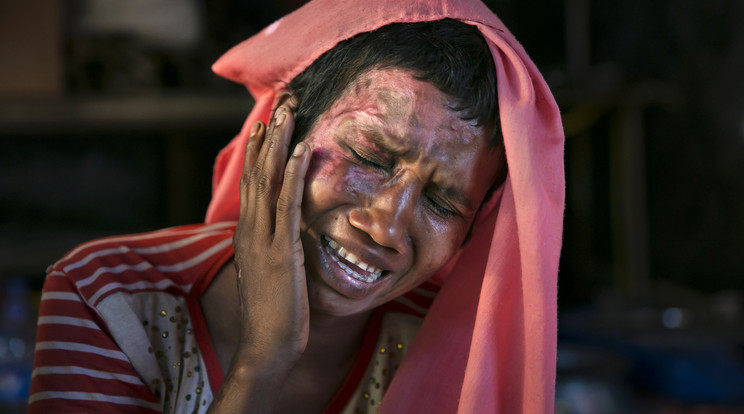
[
  {"left": 1, "top": 0, "right": 742, "bottom": 301},
  {"left": 560, "top": 0, "right": 744, "bottom": 303},
  {"left": 1, "top": 1, "right": 743, "bottom": 412}
]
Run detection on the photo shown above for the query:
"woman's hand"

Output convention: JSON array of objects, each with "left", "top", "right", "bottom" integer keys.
[
  {"left": 232, "top": 92, "right": 312, "bottom": 367},
  {"left": 208, "top": 93, "right": 312, "bottom": 413}
]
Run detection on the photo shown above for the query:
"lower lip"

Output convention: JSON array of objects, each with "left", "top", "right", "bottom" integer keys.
[{"left": 315, "top": 237, "right": 392, "bottom": 299}]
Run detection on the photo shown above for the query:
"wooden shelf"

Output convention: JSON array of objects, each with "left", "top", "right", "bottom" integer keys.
[{"left": 0, "top": 93, "right": 253, "bottom": 135}]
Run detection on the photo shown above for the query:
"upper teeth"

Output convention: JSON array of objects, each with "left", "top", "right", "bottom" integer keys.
[{"left": 326, "top": 238, "right": 384, "bottom": 282}]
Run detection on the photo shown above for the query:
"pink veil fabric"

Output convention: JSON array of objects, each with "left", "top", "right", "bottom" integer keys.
[{"left": 206, "top": 0, "right": 564, "bottom": 412}]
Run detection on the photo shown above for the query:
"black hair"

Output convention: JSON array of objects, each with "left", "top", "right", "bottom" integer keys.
[{"left": 289, "top": 18, "right": 506, "bottom": 182}]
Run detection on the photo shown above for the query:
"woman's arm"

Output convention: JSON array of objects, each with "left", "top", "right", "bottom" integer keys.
[{"left": 207, "top": 93, "right": 312, "bottom": 413}]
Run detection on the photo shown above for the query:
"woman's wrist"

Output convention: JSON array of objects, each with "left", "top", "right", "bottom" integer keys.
[
  {"left": 235, "top": 330, "right": 304, "bottom": 366},
  {"left": 231, "top": 343, "right": 299, "bottom": 381},
  {"left": 207, "top": 345, "right": 297, "bottom": 413}
]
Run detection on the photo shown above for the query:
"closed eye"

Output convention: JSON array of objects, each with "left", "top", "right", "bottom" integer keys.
[
  {"left": 348, "top": 146, "right": 390, "bottom": 171},
  {"left": 424, "top": 192, "right": 460, "bottom": 218}
]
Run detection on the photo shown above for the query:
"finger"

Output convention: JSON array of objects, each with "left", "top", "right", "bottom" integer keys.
[
  {"left": 254, "top": 104, "right": 295, "bottom": 231},
  {"left": 253, "top": 90, "right": 298, "bottom": 185},
  {"left": 275, "top": 142, "right": 311, "bottom": 248},
  {"left": 271, "top": 90, "right": 300, "bottom": 115},
  {"left": 254, "top": 89, "right": 297, "bottom": 180},
  {"left": 240, "top": 121, "right": 266, "bottom": 216},
  {"left": 234, "top": 121, "right": 265, "bottom": 264},
  {"left": 264, "top": 105, "right": 294, "bottom": 182}
]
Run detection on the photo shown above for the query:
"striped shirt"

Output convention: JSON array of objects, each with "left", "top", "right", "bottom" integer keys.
[{"left": 29, "top": 222, "right": 438, "bottom": 413}]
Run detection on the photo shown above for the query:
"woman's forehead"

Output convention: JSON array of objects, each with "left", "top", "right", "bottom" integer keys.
[
  {"left": 325, "top": 67, "right": 485, "bottom": 150},
  {"left": 306, "top": 67, "right": 501, "bottom": 203}
]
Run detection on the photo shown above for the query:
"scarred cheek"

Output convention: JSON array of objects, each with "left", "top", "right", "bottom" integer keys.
[
  {"left": 342, "top": 164, "right": 379, "bottom": 197},
  {"left": 307, "top": 148, "right": 380, "bottom": 196},
  {"left": 304, "top": 148, "right": 352, "bottom": 199},
  {"left": 306, "top": 147, "right": 342, "bottom": 185}
]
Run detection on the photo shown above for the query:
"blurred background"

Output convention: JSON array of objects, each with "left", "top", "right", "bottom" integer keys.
[{"left": 1, "top": 0, "right": 742, "bottom": 412}]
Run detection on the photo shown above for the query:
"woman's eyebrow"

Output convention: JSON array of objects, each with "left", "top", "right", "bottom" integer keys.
[{"left": 359, "top": 126, "right": 412, "bottom": 158}]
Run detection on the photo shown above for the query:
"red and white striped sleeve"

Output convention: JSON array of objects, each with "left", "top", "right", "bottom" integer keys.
[
  {"left": 28, "top": 222, "right": 236, "bottom": 413},
  {"left": 29, "top": 266, "right": 162, "bottom": 413}
]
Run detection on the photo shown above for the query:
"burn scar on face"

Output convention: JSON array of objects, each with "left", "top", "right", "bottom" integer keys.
[
  {"left": 303, "top": 67, "right": 498, "bottom": 217},
  {"left": 295, "top": 66, "right": 506, "bottom": 315}
]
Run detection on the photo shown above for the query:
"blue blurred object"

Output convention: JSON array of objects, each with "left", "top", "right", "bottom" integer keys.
[
  {"left": 559, "top": 302, "right": 744, "bottom": 409},
  {"left": 556, "top": 342, "right": 639, "bottom": 414},
  {"left": 0, "top": 276, "right": 35, "bottom": 409},
  {"left": 631, "top": 337, "right": 744, "bottom": 404}
]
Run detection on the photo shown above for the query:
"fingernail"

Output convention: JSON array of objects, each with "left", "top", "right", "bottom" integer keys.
[
  {"left": 249, "top": 121, "right": 260, "bottom": 136},
  {"left": 293, "top": 143, "right": 306, "bottom": 157}
]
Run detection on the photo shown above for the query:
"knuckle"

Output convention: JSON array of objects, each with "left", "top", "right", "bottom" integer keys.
[
  {"left": 248, "top": 167, "right": 260, "bottom": 183},
  {"left": 246, "top": 137, "right": 260, "bottom": 153},
  {"left": 266, "top": 129, "right": 279, "bottom": 148},
  {"left": 275, "top": 196, "right": 293, "bottom": 215},
  {"left": 233, "top": 229, "right": 249, "bottom": 248},
  {"left": 240, "top": 172, "right": 251, "bottom": 188},
  {"left": 266, "top": 251, "right": 282, "bottom": 268},
  {"left": 283, "top": 162, "right": 298, "bottom": 180},
  {"left": 255, "top": 173, "right": 272, "bottom": 195}
]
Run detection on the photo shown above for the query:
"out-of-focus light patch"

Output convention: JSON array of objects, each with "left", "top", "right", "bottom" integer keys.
[
  {"left": 556, "top": 380, "right": 618, "bottom": 414},
  {"left": 662, "top": 307, "right": 683, "bottom": 329},
  {"left": 77, "top": 0, "right": 203, "bottom": 49},
  {"left": 8, "top": 338, "right": 25, "bottom": 359},
  {"left": 264, "top": 18, "right": 283, "bottom": 36}
]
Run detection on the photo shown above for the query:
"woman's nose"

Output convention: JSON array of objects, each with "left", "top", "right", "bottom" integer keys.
[{"left": 348, "top": 178, "right": 418, "bottom": 254}]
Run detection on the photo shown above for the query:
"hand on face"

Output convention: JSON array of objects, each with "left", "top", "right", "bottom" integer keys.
[{"left": 232, "top": 92, "right": 311, "bottom": 364}]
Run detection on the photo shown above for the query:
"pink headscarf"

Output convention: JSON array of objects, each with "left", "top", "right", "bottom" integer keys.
[{"left": 206, "top": 0, "right": 564, "bottom": 412}]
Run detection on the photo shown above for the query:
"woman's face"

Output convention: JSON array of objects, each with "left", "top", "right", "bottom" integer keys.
[{"left": 299, "top": 67, "right": 503, "bottom": 316}]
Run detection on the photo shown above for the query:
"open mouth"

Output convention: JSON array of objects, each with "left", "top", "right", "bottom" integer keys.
[{"left": 322, "top": 236, "right": 386, "bottom": 283}]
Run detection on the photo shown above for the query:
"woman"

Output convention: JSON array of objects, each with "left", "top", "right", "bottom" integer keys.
[{"left": 29, "top": 0, "right": 564, "bottom": 413}]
